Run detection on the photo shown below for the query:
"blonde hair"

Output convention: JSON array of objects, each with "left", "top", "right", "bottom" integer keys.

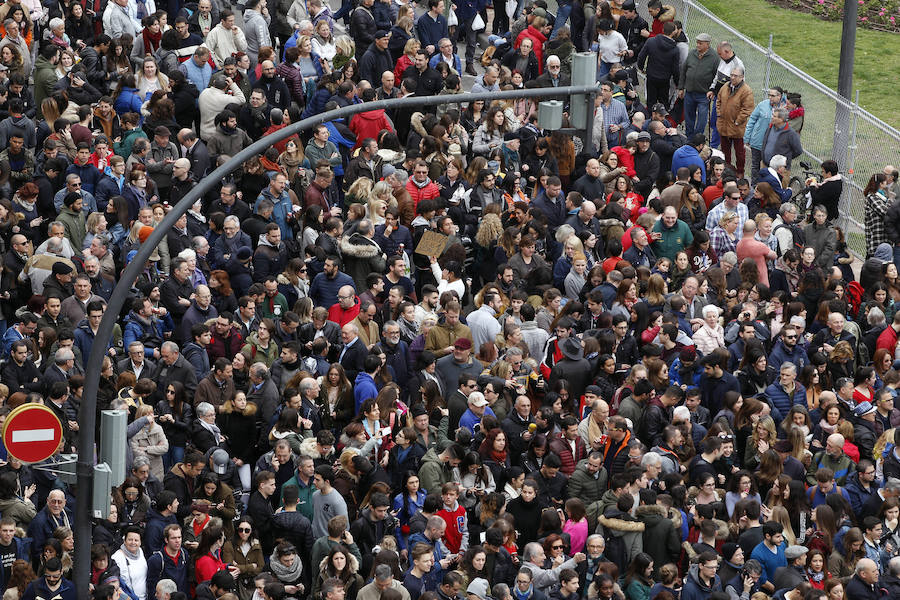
[
  {"left": 403, "top": 37, "right": 420, "bottom": 56},
  {"left": 770, "top": 505, "right": 797, "bottom": 545},
  {"left": 86, "top": 212, "right": 106, "bottom": 234},
  {"left": 475, "top": 213, "right": 503, "bottom": 248},
  {"left": 719, "top": 210, "right": 738, "bottom": 228},
  {"left": 346, "top": 177, "right": 373, "bottom": 203},
  {"left": 751, "top": 415, "right": 776, "bottom": 446},
  {"left": 334, "top": 35, "right": 355, "bottom": 58}
]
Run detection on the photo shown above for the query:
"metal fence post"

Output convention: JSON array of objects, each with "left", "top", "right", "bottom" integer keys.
[
  {"left": 764, "top": 34, "right": 773, "bottom": 90},
  {"left": 847, "top": 90, "right": 860, "bottom": 182}
]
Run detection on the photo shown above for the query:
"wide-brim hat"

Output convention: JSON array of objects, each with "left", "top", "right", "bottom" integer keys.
[{"left": 560, "top": 337, "right": 583, "bottom": 361}]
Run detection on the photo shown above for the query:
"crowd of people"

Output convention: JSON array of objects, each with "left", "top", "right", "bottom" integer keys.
[{"left": 0, "top": 0, "right": 897, "bottom": 599}]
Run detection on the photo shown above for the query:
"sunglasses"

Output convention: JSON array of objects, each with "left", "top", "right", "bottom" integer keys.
[
  {"left": 551, "top": 545, "right": 563, "bottom": 550},
  {"left": 238, "top": 527, "right": 252, "bottom": 533}
]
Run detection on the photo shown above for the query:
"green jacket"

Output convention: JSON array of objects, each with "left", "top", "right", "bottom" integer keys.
[
  {"left": 33, "top": 55, "right": 58, "bottom": 107},
  {"left": 0, "top": 148, "right": 34, "bottom": 187},
  {"left": 806, "top": 449, "right": 855, "bottom": 486},
  {"left": 418, "top": 447, "right": 452, "bottom": 495},
  {"left": 279, "top": 472, "right": 315, "bottom": 521},
  {"left": 57, "top": 206, "right": 86, "bottom": 253},
  {"left": 114, "top": 127, "right": 149, "bottom": 159},
  {"left": 678, "top": 48, "right": 718, "bottom": 93},
  {"left": 651, "top": 217, "right": 694, "bottom": 261}
]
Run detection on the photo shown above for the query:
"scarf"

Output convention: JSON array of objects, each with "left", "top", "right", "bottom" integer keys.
[
  {"left": 192, "top": 514, "right": 210, "bottom": 537},
  {"left": 818, "top": 419, "right": 837, "bottom": 436},
  {"left": 268, "top": 550, "right": 303, "bottom": 582},
  {"left": 200, "top": 420, "right": 223, "bottom": 445},
  {"left": 514, "top": 584, "right": 533, "bottom": 600},
  {"left": 491, "top": 449, "right": 507, "bottom": 464},
  {"left": 118, "top": 544, "right": 141, "bottom": 562},
  {"left": 587, "top": 415, "right": 605, "bottom": 447},
  {"left": 410, "top": 176, "right": 433, "bottom": 189},
  {"left": 807, "top": 568, "right": 824, "bottom": 583},
  {"left": 188, "top": 209, "right": 206, "bottom": 224},
  {"left": 142, "top": 27, "right": 161, "bottom": 55}
]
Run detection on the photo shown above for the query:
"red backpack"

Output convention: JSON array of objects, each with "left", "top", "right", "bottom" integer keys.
[{"left": 845, "top": 281, "right": 864, "bottom": 318}]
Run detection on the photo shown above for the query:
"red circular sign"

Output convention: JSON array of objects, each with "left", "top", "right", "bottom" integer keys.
[{"left": 2, "top": 404, "right": 63, "bottom": 464}]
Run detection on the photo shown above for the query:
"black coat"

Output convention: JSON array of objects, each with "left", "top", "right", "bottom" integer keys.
[
  {"left": 636, "top": 33, "right": 680, "bottom": 82},
  {"left": 548, "top": 357, "right": 592, "bottom": 400},
  {"left": 248, "top": 489, "right": 276, "bottom": 554},
  {"left": 339, "top": 338, "right": 369, "bottom": 382},
  {"left": 359, "top": 44, "right": 394, "bottom": 88}
]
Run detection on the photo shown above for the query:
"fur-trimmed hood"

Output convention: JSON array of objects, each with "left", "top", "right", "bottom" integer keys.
[
  {"left": 339, "top": 232, "right": 382, "bottom": 258},
  {"left": 220, "top": 399, "right": 258, "bottom": 417},
  {"left": 658, "top": 5, "right": 676, "bottom": 22},
  {"left": 598, "top": 513, "right": 646, "bottom": 534},
  {"left": 634, "top": 503, "right": 669, "bottom": 519},
  {"left": 318, "top": 550, "right": 360, "bottom": 575},
  {"left": 411, "top": 112, "right": 428, "bottom": 138},
  {"left": 299, "top": 436, "right": 321, "bottom": 459}
]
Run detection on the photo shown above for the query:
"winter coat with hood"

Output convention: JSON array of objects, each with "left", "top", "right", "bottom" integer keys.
[
  {"left": 240, "top": 331, "right": 279, "bottom": 369},
  {"left": 636, "top": 32, "right": 680, "bottom": 82},
  {"left": 349, "top": 110, "right": 393, "bottom": 149},
  {"left": 340, "top": 232, "right": 387, "bottom": 291},
  {"left": 566, "top": 459, "right": 608, "bottom": 506},
  {"left": 634, "top": 504, "right": 681, "bottom": 574},
  {"left": 803, "top": 220, "right": 837, "bottom": 271},
  {"left": 516, "top": 26, "right": 548, "bottom": 74},
  {"left": 418, "top": 446, "right": 455, "bottom": 496},
  {"left": 716, "top": 80, "right": 755, "bottom": 138},
  {"left": 221, "top": 537, "right": 264, "bottom": 590},
  {"left": 596, "top": 507, "right": 645, "bottom": 573},
  {"left": 33, "top": 56, "right": 59, "bottom": 106},
  {"left": 313, "top": 551, "right": 364, "bottom": 600},
  {"left": 207, "top": 124, "right": 253, "bottom": 163}
]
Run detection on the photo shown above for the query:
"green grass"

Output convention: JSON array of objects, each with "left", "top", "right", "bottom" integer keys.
[{"left": 700, "top": 0, "right": 900, "bottom": 128}]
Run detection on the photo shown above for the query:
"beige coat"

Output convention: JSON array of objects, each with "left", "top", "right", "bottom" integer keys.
[
  {"left": 130, "top": 422, "right": 169, "bottom": 481},
  {"left": 716, "top": 81, "right": 755, "bottom": 139}
]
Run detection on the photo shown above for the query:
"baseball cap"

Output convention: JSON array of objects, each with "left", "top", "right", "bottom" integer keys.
[
  {"left": 651, "top": 102, "right": 668, "bottom": 115},
  {"left": 211, "top": 448, "right": 230, "bottom": 474},
  {"left": 696, "top": 33, "right": 711, "bottom": 42}
]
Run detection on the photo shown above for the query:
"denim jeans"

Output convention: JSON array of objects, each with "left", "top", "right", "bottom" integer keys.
[
  {"left": 684, "top": 91, "right": 709, "bottom": 138},
  {"left": 551, "top": 2, "right": 572, "bottom": 39},
  {"left": 709, "top": 100, "right": 720, "bottom": 148},
  {"left": 163, "top": 445, "right": 185, "bottom": 471}
]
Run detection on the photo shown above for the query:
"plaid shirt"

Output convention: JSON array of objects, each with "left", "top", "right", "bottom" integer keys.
[
  {"left": 865, "top": 191, "right": 891, "bottom": 257},
  {"left": 710, "top": 226, "right": 738, "bottom": 258}
]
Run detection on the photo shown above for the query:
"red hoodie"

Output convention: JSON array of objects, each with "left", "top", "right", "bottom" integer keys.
[
  {"left": 515, "top": 26, "right": 548, "bottom": 74},
  {"left": 611, "top": 146, "right": 636, "bottom": 177},
  {"left": 349, "top": 109, "right": 394, "bottom": 149}
]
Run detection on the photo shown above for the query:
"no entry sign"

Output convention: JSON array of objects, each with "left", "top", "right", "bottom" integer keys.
[{"left": 2, "top": 404, "right": 63, "bottom": 464}]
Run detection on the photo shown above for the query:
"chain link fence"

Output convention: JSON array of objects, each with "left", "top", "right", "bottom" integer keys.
[{"left": 639, "top": 0, "right": 900, "bottom": 257}]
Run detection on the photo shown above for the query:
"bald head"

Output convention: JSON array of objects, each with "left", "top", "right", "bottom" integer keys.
[
  {"left": 743, "top": 220, "right": 757, "bottom": 235},
  {"left": 338, "top": 285, "right": 355, "bottom": 308}
]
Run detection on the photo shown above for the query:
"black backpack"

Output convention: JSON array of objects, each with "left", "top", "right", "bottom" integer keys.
[{"left": 773, "top": 222, "right": 806, "bottom": 256}]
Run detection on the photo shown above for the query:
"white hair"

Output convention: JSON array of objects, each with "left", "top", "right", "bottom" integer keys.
[{"left": 769, "top": 155, "right": 787, "bottom": 170}]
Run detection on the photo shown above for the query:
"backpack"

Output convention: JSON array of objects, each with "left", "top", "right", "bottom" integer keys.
[
  {"left": 773, "top": 222, "right": 806, "bottom": 256},
  {"left": 845, "top": 281, "right": 865, "bottom": 319}
]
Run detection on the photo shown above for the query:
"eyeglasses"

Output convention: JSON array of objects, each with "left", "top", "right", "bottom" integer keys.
[{"left": 784, "top": 335, "right": 798, "bottom": 340}]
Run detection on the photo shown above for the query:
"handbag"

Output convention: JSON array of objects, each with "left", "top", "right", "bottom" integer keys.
[{"left": 472, "top": 12, "right": 485, "bottom": 30}]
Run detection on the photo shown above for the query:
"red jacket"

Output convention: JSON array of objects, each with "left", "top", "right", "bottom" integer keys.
[
  {"left": 515, "top": 26, "right": 548, "bottom": 74},
  {"left": 877, "top": 325, "right": 899, "bottom": 353},
  {"left": 394, "top": 55, "right": 414, "bottom": 85},
  {"left": 349, "top": 109, "right": 394, "bottom": 149},
  {"left": 405, "top": 177, "right": 440, "bottom": 210},
  {"left": 207, "top": 329, "right": 243, "bottom": 362},
  {"left": 328, "top": 297, "right": 361, "bottom": 327},
  {"left": 548, "top": 432, "right": 586, "bottom": 475},
  {"left": 611, "top": 146, "right": 636, "bottom": 177},
  {"left": 437, "top": 502, "right": 467, "bottom": 553}
]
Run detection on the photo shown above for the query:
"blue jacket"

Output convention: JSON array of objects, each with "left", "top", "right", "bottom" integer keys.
[
  {"left": 145, "top": 547, "right": 190, "bottom": 597},
  {"left": 531, "top": 193, "right": 568, "bottom": 229},
  {"left": 392, "top": 489, "right": 426, "bottom": 550},
  {"left": 416, "top": 13, "right": 448, "bottom": 51},
  {"left": 764, "top": 380, "right": 807, "bottom": 424},
  {"left": 767, "top": 339, "right": 808, "bottom": 375},
  {"left": 65, "top": 161, "right": 102, "bottom": 195},
  {"left": 429, "top": 52, "right": 462, "bottom": 75},
  {"left": 309, "top": 271, "right": 356, "bottom": 309},
  {"left": 73, "top": 319, "right": 112, "bottom": 365},
  {"left": 671, "top": 145, "right": 705, "bottom": 182},
  {"left": 182, "top": 341, "right": 211, "bottom": 381},
  {"left": 302, "top": 86, "right": 332, "bottom": 119},
  {"left": 553, "top": 256, "right": 572, "bottom": 289},
  {"left": 256, "top": 187, "right": 294, "bottom": 240},
  {"left": 143, "top": 507, "right": 178, "bottom": 555},
  {"left": 94, "top": 173, "right": 124, "bottom": 211},
  {"left": 744, "top": 98, "right": 784, "bottom": 150},
  {"left": 21, "top": 576, "right": 76, "bottom": 600},
  {"left": 459, "top": 406, "right": 496, "bottom": 434},
  {"left": 354, "top": 372, "right": 379, "bottom": 415},
  {"left": 381, "top": 339, "right": 413, "bottom": 398},
  {"left": 669, "top": 357, "right": 703, "bottom": 387},
  {"left": 27, "top": 506, "right": 74, "bottom": 562},
  {"left": 323, "top": 120, "right": 356, "bottom": 176},
  {"left": 114, "top": 87, "right": 144, "bottom": 118},
  {"left": 123, "top": 312, "right": 166, "bottom": 359},
  {"left": 757, "top": 167, "right": 792, "bottom": 202},
  {"left": 180, "top": 59, "right": 212, "bottom": 95},
  {"left": 844, "top": 473, "right": 880, "bottom": 515},
  {"left": 699, "top": 371, "right": 740, "bottom": 418},
  {"left": 680, "top": 564, "right": 722, "bottom": 600},
  {"left": 408, "top": 530, "right": 447, "bottom": 576}
]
